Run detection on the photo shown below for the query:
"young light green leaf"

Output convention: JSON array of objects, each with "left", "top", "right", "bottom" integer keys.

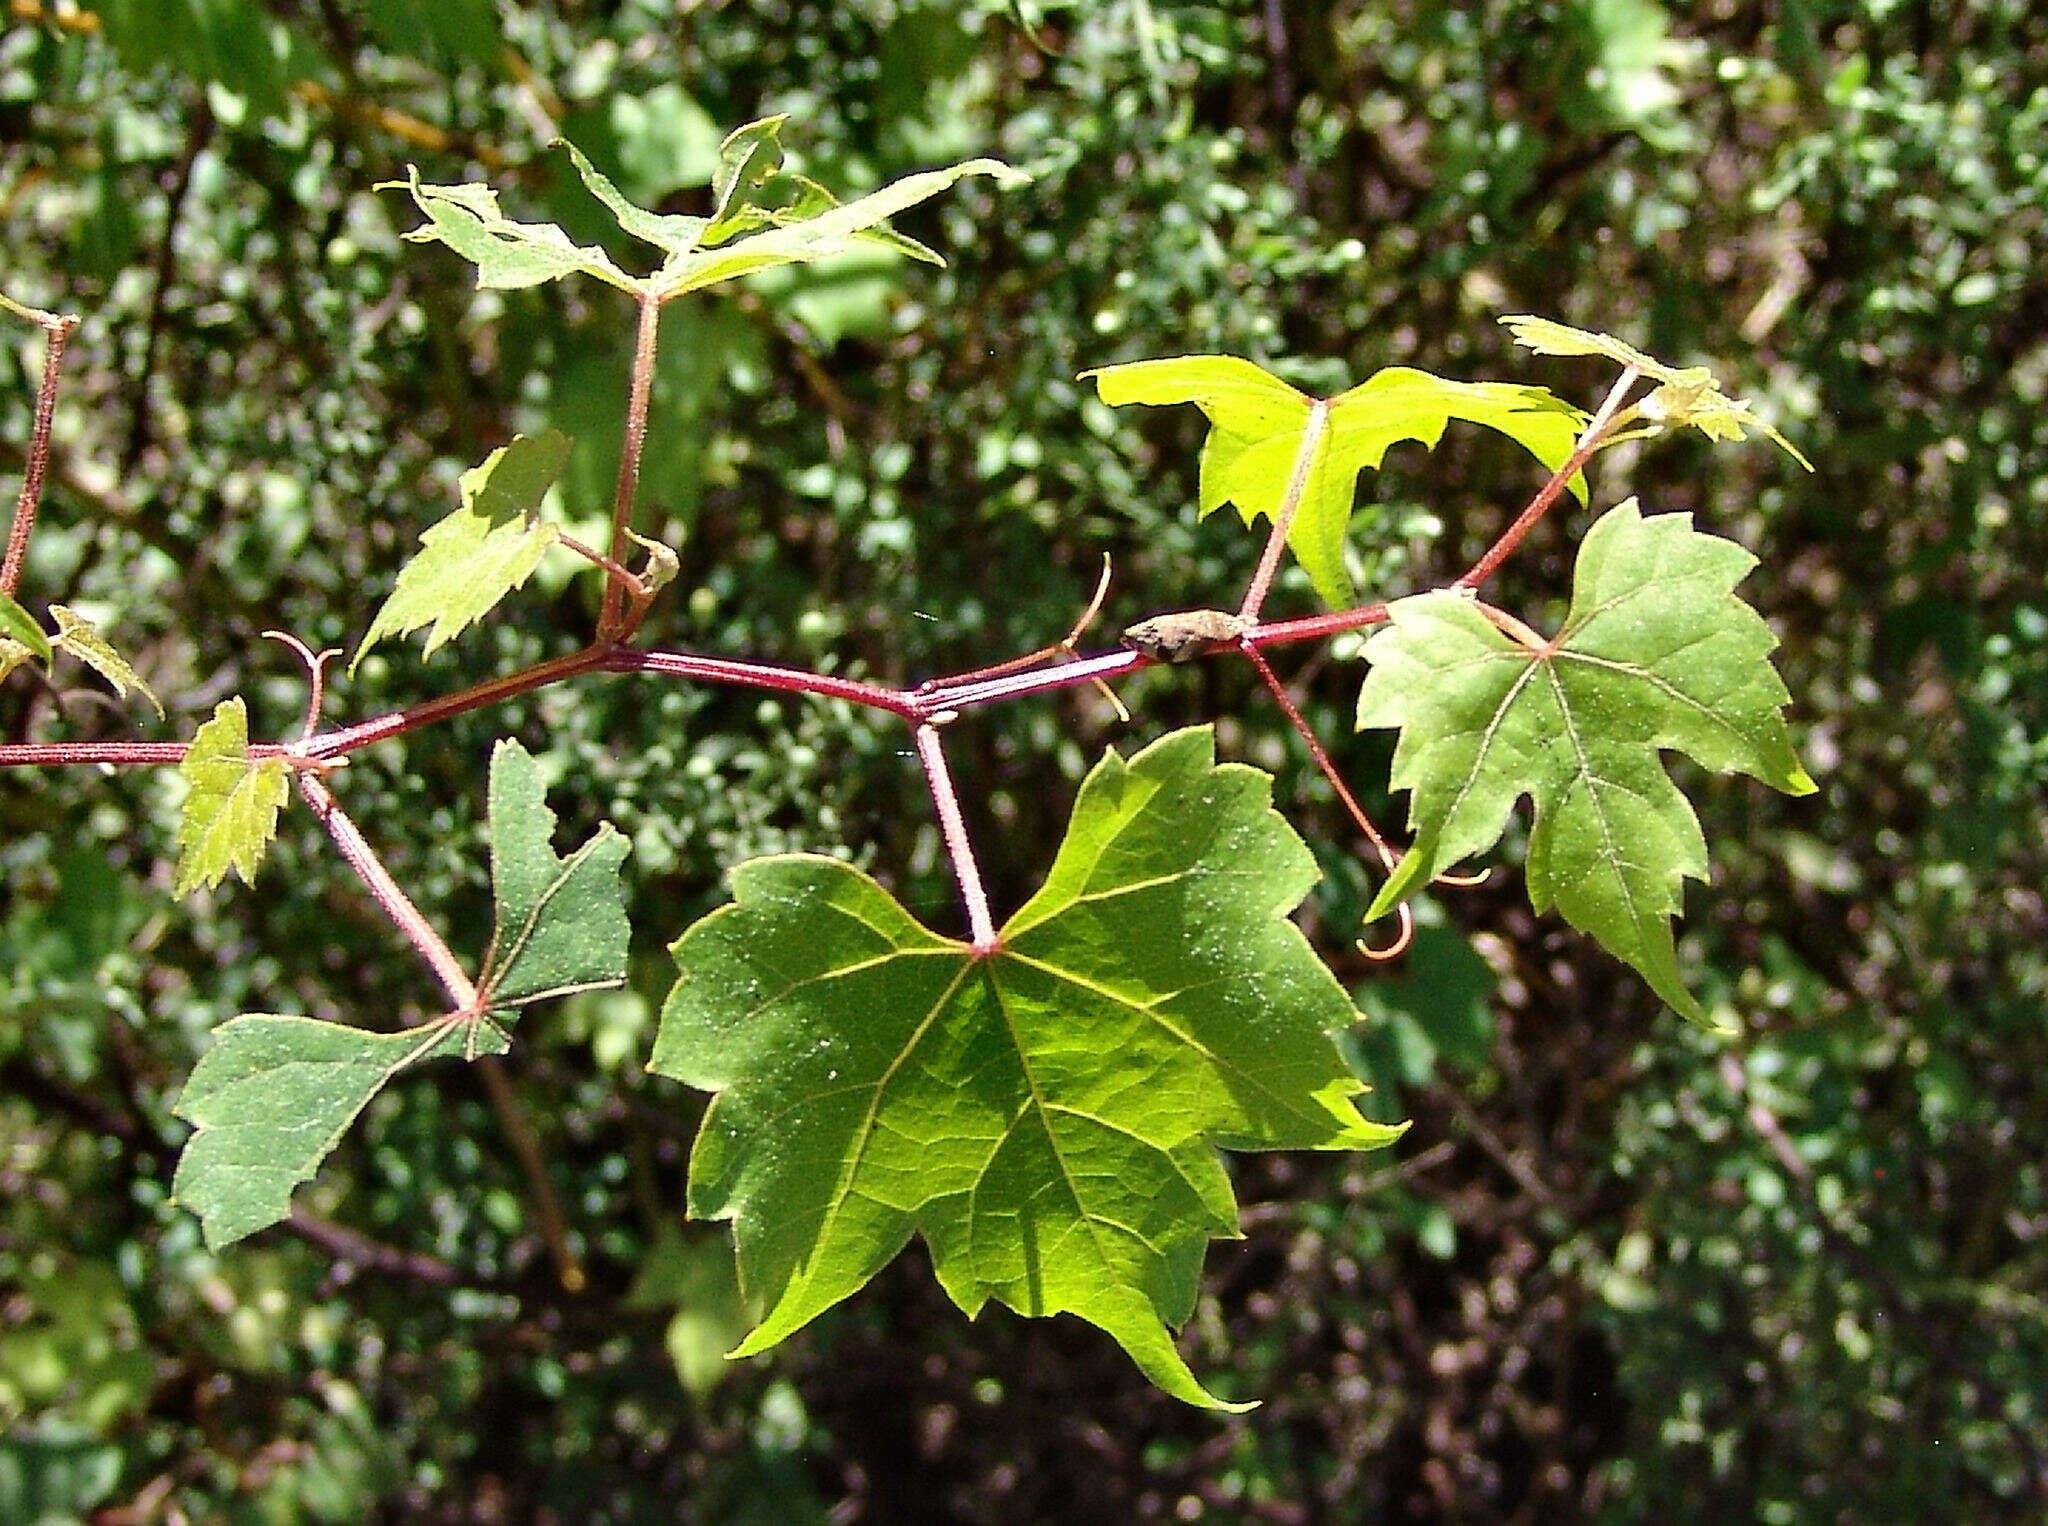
[
  {"left": 649, "top": 726, "right": 1404, "bottom": 1410},
  {"left": 0, "top": 590, "right": 52, "bottom": 667},
  {"left": 1501, "top": 315, "right": 1812, "bottom": 469},
  {"left": 1356, "top": 500, "right": 1817, "bottom": 1028},
  {"left": 478, "top": 738, "right": 631, "bottom": 1015},
  {"left": 625, "top": 528, "right": 680, "bottom": 595},
  {"left": 382, "top": 164, "right": 637, "bottom": 293},
  {"left": 556, "top": 139, "right": 710, "bottom": 256},
  {"left": 1085, "top": 356, "right": 1586, "bottom": 607},
  {"left": 49, "top": 605, "right": 163, "bottom": 719},
  {"left": 351, "top": 428, "right": 570, "bottom": 672},
  {"left": 704, "top": 115, "right": 789, "bottom": 242},
  {"left": 175, "top": 697, "right": 291, "bottom": 898},
  {"left": 172, "top": 1013, "right": 508, "bottom": 1250},
  {"left": 649, "top": 155, "right": 1030, "bottom": 301},
  {"left": 0, "top": 637, "right": 33, "bottom": 685}
]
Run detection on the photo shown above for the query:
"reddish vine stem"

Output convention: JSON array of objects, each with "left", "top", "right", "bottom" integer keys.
[
  {"left": 1456, "top": 365, "right": 1640, "bottom": 592},
  {"left": 914, "top": 721, "right": 997, "bottom": 952},
  {"left": 298, "top": 769, "right": 477, "bottom": 1012},
  {"left": 597, "top": 294, "right": 663, "bottom": 639},
  {"left": 1237, "top": 641, "right": 1413, "bottom": 960},
  {"left": 3, "top": 306, "right": 78, "bottom": 597},
  {"left": 1238, "top": 398, "right": 1331, "bottom": 625},
  {"left": 0, "top": 608, "right": 1402, "bottom": 772}
]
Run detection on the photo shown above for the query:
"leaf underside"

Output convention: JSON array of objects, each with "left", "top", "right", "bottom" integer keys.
[
  {"left": 649, "top": 726, "right": 1404, "bottom": 1410},
  {"left": 1357, "top": 499, "right": 1816, "bottom": 1027},
  {"left": 1085, "top": 355, "right": 1587, "bottom": 607},
  {"left": 352, "top": 428, "right": 571, "bottom": 672}
]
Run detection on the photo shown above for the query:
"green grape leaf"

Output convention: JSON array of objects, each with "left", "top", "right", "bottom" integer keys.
[
  {"left": 49, "top": 605, "right": 163, "bottom": 719},
  {"left": 0, "top": 590, "right": 52, "bottom": 666},
  {"left": 702, "top": 115, "right": 790, "bottom": 244},
  {"left": 1501, "top": 315, "right": 1812, "bottom": 469},
  {"left": 382, "top": 165, "right": 637, "bottom": 292},
  {"left": 649, "top": 726, "right": 1404, "bottom": 1410},
  {"left": 1085, "top": 356, "right": 1587, "bottom": 607},
  {"left": 1356, "top": 500, "right": 1817, "bottom": 1028},
  {"left": 172, "top": 1013, "right": 509, "bottom": 1250},
  {"left": 174, "top": 697, "right": 291, "bottom": 898},
  {"left": 352, "top": 429, "right": 570, "bottom": 672},
  {"left": 0, "top": 637, "right": 33, "bottom": 685},
  {"left": 477, "top": 738, "right": 631, "bottom": 1016}
]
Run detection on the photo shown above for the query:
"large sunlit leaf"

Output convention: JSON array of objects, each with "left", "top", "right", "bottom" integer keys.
[
  {"left": 1085, "top": 355, "right": 1586, "bottom": 607},
  {"left": 352, "top": 429, "right": 570, "bottom": 672},
  {"left": 170, "top": 740, "right": 628, "bottom": 1249},
  {"left": 172, "top": 1013, "right": 508, "bottom": 1250},
  {"left": 477, "top": 738, "right": 632, "bottom": 1016},
  {"left": 1356, "top": 500, "right": 1816, "bottom": 1027},
  {"left": 649, "top": 726, "right": 1404, "bottom": 1409},
  {"left": 174, "top": 697, "right": 291, "bottom": 898}
]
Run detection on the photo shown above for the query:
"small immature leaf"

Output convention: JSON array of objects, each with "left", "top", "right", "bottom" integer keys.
[
  {"left": 1501, "top": 315, "right": 1812, "bottom": 469},
  {"left": 1356, "top": 500, "right": 1817, "bottom": 1027},
  {"left": 0, "top": 590, "right": 52, "bottom": 666},
  {"left": 172, "top": 1013, "right": 508, "bottom": 1250},
  {"left": 382, "top": 165, "right": 636, "bottom": 292},
  {"left": 352, "top": 429, "right": 571, "bottom": 672},
  {"left": 1085, "top": 356, "right": 1586, "bottom": 607},
  {"left": 478, "top": 738, "right": 631, "bottom": 1015},
  {"left": 650, "top": 726, "right": 1404, "bottom": 1409},
  {"left": 0, "top": 637, "right": 32, "bottom": 685},
  {"left": 175, "top": 698, "right": 291, "bottom": 898},
  {"left": 49, "top": 605, "right": 163, "bottom": 719},
  {"left": 647, "top": 152, "right": 1030, "bottom": 302}
]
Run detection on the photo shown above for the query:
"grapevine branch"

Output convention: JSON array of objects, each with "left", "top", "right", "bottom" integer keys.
[{"left": 2, "top": 299, "right": 77, "bottom": 597}]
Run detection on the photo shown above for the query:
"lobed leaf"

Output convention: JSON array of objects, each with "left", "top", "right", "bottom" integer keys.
[
  {"left": 351, "top": 428, "right": 570, "bottom": 672},
  {"left": 174, "top": 697, "right": 291, "bottom": 898},
  {"left": 1356, "top": 500, "right": 1816, "bottom": 1027},
  {"left": 649, "top": 726, "right": 1404, "bottom": 1409},
  {"left": 478, "top": 738, "right": 631, "bottom": 1015},
  {"left": 49, "top": 605, "right": 163, "bottom": 719},
  {"left": 172, "top": 1013, "right": 508, "bottom": 1250},
  {"left": 1085, "top": 356, "right": 1586, "bottom": 607}
]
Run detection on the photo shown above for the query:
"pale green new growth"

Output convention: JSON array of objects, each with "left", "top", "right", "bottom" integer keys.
[
  {"left": 389, "top": 116, "right": 1028, "bottom": 305},
  {"left": 352, "top": 428, "right": 571, "bottom": 673},
  {"left": 382, "top": 164, "right": 637, "bottom": 292},
  {"left": 174, "top": 697, "right": 291, "bottom": 898},
  {"left": 1501, "top": 315, "right": 1812, "bottom": 470},
  {"left": 650, "top": 726, "right": 1405, "bottom": 1410},
  {"left": 170, "top": 740, "right": 630, "bottom": 1249},
  {"left": 1357, "top": 500, "right": 1817, "bottom": 1028},
  {"left": 50, "top": 604, "right": 163, "bottom": 719},
  {"left": 1084, "top": 355, "right": 1586, "bottom": 607}
]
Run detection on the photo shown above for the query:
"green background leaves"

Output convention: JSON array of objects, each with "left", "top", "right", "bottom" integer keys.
[{"left": 651, "top": 728, "right": 1403, "bottom": 1408}]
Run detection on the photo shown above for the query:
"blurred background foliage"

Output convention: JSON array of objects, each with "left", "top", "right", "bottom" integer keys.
[{"left": 2, "top": 0, "right": 2044, "bottom": 1519}]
